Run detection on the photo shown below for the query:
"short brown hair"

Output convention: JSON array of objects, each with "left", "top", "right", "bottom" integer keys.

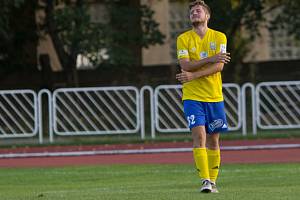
[{"left": 189, "top": 0, "right": 211, "bottom": 16}]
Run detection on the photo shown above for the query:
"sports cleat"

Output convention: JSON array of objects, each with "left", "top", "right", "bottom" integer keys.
[
  {"left": 200, "top": 179, "right": 212, "bottom": 193},
  {"left": 211, "top": 182, "right": 219, "bottom": 193}
]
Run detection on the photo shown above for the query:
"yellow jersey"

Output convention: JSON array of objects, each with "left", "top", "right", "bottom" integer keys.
[{"left": 177, "top": 28, "right": 227, "bottom": 102}]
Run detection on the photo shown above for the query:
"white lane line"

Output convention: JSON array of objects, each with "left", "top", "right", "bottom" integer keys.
[{"left": 0, "top": 143, "right": 299, "bottom": 158}]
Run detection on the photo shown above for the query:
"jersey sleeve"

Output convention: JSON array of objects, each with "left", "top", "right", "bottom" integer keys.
[
  {"left": 177, "top": 35, "right": 189, "bottom": 59},
  {"left": 216, "top": 33, "right": 227, "bottom": 53}
]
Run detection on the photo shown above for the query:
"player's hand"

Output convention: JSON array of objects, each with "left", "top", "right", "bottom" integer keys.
[
  {"left": 208, "top": 52, "right": 231, "bottom": 64},
  {"left": 176, "top": 70, "right": 195, "bottom": 83}
]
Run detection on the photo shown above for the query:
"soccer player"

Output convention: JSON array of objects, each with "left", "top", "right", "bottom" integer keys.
[{"left": 176, "top": 0, "right": 230, "bottom": 193}]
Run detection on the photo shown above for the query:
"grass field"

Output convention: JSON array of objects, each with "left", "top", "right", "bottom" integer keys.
[{"left": 1, "top": 163, "right": 300, "bottom": 200}]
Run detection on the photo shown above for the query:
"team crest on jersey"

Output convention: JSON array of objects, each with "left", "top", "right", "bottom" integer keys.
[
  {"left": 210, "top": 42, "right": 216, "bottom": 50},
  {"left": 200, "top": 51, "right": 208, "bottom": 59}
]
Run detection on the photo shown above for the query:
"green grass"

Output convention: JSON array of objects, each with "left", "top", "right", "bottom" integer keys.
[{"left": 0, "top": 163, "right": 300, "bottom": 200}]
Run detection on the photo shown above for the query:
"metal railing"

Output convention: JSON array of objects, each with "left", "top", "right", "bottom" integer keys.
[
  {"left": 140, "top": 86, "right": 155, "bottom": 139},
  {"left": 241, "top": 83, "right": 256, "bottom": 135},
  {"left": 154, "top": 85, "right": 186, "bottom": 133},
  {"left": 0, "top": 90, "right": 38, "bottom": 138},
  {"left": 223, "top": 83, "right": 242, "bottom": 131},
  {"left": 52, "top": 86, "right": 140, "bottom": 136},
  {"left": 0, "top": 81, "right": 299, "bottom": 144},
  {"left": 256, "top": 81, "right": 300, "bottom": 129},
  {"left": 38, "top": 89, "right": 52, "bottom": 143}
]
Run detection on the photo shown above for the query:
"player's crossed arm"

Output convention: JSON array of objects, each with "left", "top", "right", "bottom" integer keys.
[
  {"left": 176, "top": 65, "right": 221, "bottom": 83},
  {"left": 176, "top": 52, "right": 231, "bottom": 83},
  {"left": 208, "top": 52, "right": 231, "bottom": 64},
  {"left": 179, "top": 52, "right": 230, "bottom": 72}
]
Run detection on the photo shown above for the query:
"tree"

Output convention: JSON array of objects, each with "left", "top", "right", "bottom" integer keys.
[
  {"left": 104, "top": 0, "right": 165, "bottom": 68},
  {"left": 41, "top": 0, "right": 165, "bottom": 87},
  {"left": 42, "top": 0, "right": 103, "bottom": 86},
  {"left": 209, "top": 0, "right": 266, "bottom": 83},
  {"left": 270, "top": 0, "right": 300, "bottom": 40},
  {"left": 0, "top": 0, "right": 25, "bottom": 63},
  {"left": 0, "top": 0, "right": 38, "bottom": 77}
]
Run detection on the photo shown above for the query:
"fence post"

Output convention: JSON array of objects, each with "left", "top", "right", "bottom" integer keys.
[
  {"left": 38, "top": 89, "right": 53, "bottom": 144},
  {"left": 241, "top": 83, "right": 257, "bottom": 136},
  {"left": 140, "top": 86, "right": 154, "bottom": 139}
]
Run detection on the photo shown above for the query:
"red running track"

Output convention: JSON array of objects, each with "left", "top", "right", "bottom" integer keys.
[
  {"left": 1, "top": 148, "right": 300, "bottom": 168},
  {"left": 0, "top": 138, "right": 300, "bottom": 168}
]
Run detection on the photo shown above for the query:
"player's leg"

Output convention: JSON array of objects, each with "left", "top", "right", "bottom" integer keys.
[
  {"left": 192, "top": 126, "right": 210, "bottom": 179},
  {"left": 205, "top": 101, "right": 228, "bottom": 193},
  {"left": 207, "top": 133, "right": 221, "bottom": 193},
  {"left": 183, "top": 100, "right": 212, "bottom": 192},
  {"left": 192, "top": 126, "right": 212, "bottom": 193}
]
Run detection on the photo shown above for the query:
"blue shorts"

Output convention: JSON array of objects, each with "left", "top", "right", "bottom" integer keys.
[{"left": 183, "top": 100, "right": 228, "bottom": 134}]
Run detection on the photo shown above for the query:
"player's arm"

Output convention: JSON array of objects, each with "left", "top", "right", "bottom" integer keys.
[
  {"left": 176, "top": 63, "right": 224, "bottom": 83},
  {"left": 179, "top": 53, "right": 230, "bottom": 72}
]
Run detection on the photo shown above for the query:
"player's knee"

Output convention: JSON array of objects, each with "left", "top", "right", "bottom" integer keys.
[
  {"left": 207, "top": 137, "right": 219, "bottom": 149},
  {"left": 192, "top": 138, "right": 206, "bottom": 148},
  {"left": 208, "top": 144, "right": 219, "bottom": 150}
]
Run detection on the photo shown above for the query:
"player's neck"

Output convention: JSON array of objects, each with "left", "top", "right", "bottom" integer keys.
[{"left": 193, "top": 24, "right": 208, "bottom": 39}]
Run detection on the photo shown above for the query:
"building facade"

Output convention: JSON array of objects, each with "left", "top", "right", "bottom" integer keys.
[{"left": 37, "top": 0, "right": 300, "bottom": 71}]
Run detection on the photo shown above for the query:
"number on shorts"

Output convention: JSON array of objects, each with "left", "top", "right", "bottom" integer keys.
[{"left": 187, "top": 115, "right": 195, "bottom": 126}]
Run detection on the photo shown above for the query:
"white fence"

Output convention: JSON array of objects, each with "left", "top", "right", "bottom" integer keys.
[
  {"left": 0, "top": 90, "right": 38, "bottom": 138},
  {"left": 52, "top": 87, "right": 140, "bottom": 136},
  {"left": 0, "top": 81, "right": 299, "bottom": 144},
  {"left": 256, "top": 81, "right": 300, "bottom": 129}
]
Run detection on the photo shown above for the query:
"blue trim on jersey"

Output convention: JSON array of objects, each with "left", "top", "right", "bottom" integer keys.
[{"left": 183, "top": 100, "right": 228, "bottom": 134}]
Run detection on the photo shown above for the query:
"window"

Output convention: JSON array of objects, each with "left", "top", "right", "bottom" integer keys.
[{"left": 269, "top": 28, "right": 300, "bottom": 60}]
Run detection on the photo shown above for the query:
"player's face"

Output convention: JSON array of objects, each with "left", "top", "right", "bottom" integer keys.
[{"left": 189, "top": 5, "right": 208, "bottom": 24}]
